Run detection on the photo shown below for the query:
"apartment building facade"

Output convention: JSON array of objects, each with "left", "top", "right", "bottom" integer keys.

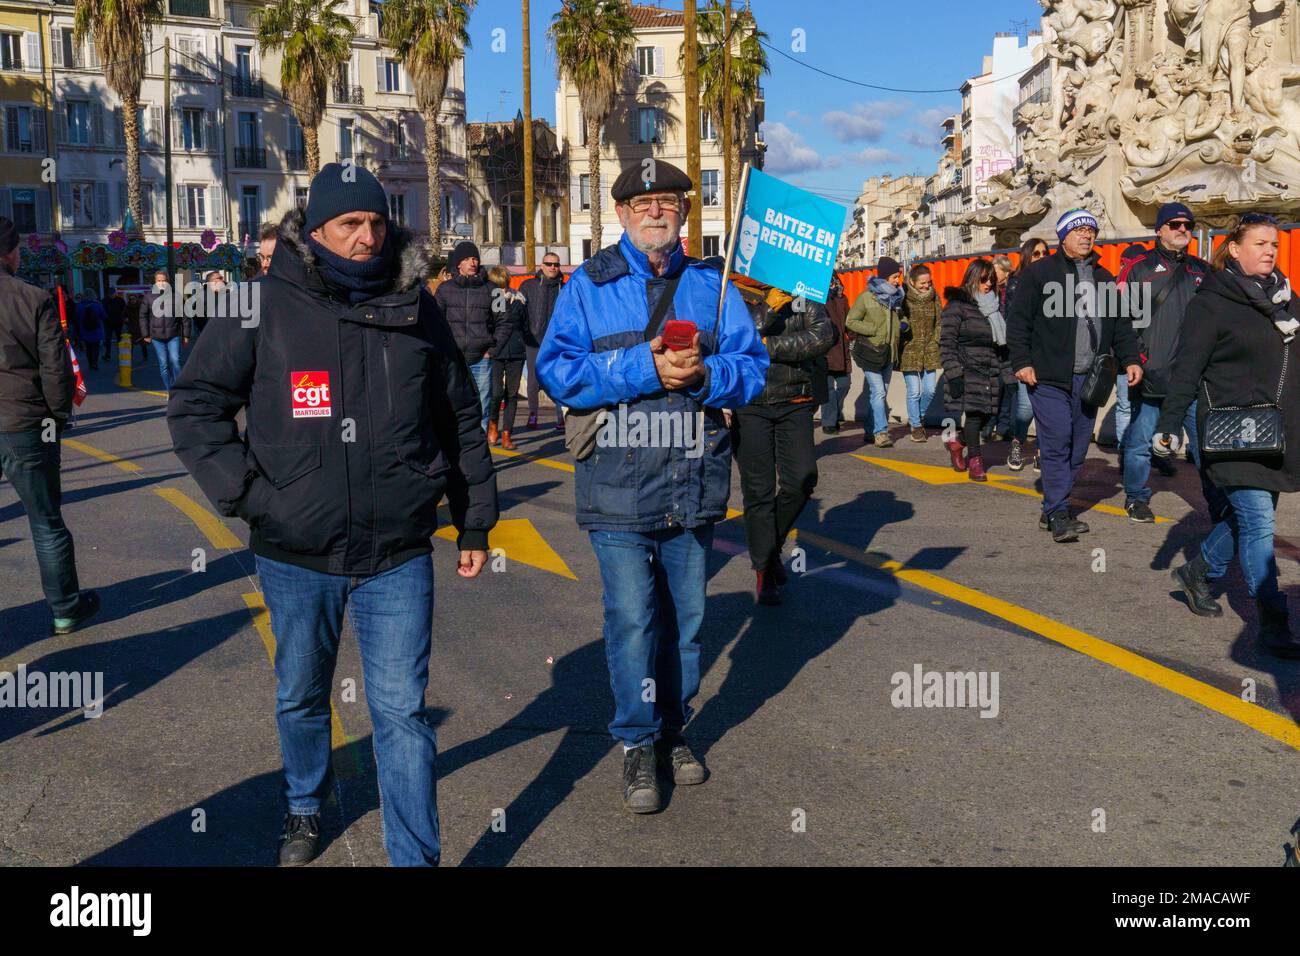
[
  {"left": 0, "top": 0, "right": 54, "bottom": 236},
  {"left": 556, "top": 3, "right": 765, "bottom": 263}
]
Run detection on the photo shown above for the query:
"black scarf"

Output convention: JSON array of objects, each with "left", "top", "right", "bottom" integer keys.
[
  {"left": 1224, "top": 259, "right": 1297, "bottom": 341},
  {"left": 307, "top": 236, "right": 395, "bottom": 305}
]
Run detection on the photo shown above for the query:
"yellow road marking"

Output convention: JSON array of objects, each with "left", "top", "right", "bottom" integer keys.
[
  {"left": 490, "top": 445, "right": 575, "bottom": 473},
  {"left": 854, "top": 453, "right": 1172, "bottom": 524},
  {"left": 242, "top": 593, "right": 359, "bottom": 777},
  {"left": 435, "top": 516, "right": 577, "bottom": 579},
  {"left": 791, "top": 527, "right": 1300, "bottom": 751},
  {"left": 62, "top": 438, "right": 142, "bottom": 474},
  {"left": 153, "top": 487, "right": 243, "bottom": 550}
]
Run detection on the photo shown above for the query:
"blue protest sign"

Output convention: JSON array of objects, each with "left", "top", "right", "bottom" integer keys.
[{"left": 731, "top": 168, "right": 846, "bottom": 303}]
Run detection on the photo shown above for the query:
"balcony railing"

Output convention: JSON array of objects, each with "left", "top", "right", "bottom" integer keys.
[
  {"left": 230, "top": 74, "right": 264, "bottom": 98},
  {"left": 333, "top": 84, "right": 364, "bottom": 105},
  {"left": 960, "top": 109, "right": 971, "bottom": 127},
  {"left": 286, "top": 148, "right": 307, "bottom": 170},
  {"left": 169, "top": 0, "right": 211, "bottom": 17},
  {"left": 234, "top": 146, "right": 267, "bottom": 168}
]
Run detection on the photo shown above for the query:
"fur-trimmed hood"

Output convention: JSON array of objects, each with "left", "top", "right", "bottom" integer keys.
[{"left": 274, "top": 207, "right": 430, "bottom": 297}]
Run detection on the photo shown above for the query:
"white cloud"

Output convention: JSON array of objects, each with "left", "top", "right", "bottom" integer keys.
[
  {"left": 899, "top": 129, "right": 938, "bottom": 150},
  {"left": 851, "top": 147, "right": 904, "bottom": 166},
  {"left": 822, "top": 101, "right": 909, "bottom": 143},
  {"left": 915, "top": 107, "right": 951, "bottom": 130},
  {"left": 761, "top": 122, "right": 823, "bottom": 174},
  {"left": 785, "top": 109, "right": 811, "bottom": 125}
]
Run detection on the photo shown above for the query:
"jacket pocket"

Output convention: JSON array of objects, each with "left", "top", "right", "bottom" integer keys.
[
  {"left": 583, "top": 448, "right": 639, "bottom": 519},
  {"left": 248, "top": 444, "right": 327, "bottom": 553},
  {"left": 396, "top": 441, "right": 450, "bottom": 479}
]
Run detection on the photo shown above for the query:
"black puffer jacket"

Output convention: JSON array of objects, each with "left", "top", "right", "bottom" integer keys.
[
  {"left": 1157, "top": 267, "right": 1300, "bottom": 493},
  {"left": 1116, "top": 244, "right": 1209, "bottom": 399},
  {"left": 0, "top": 269, "right": 74, "bottom": 431},
  {"left": 940, "top": 287, "right": 1013, "bottom": 416},
  {"left": 435, "top": 267, "right": 512, "bottom": 364},
  {"left": 494, "top": 289, "right": 528, "bottom": 361},
  {"left": 519, "top": 271, "right": 564, "bottom": 347},
  {"left": 736, "top": 284, "right": 836, "bottom": 405},
  {"left": 167, "top": 208, "right": 498, "bottom": 576}
]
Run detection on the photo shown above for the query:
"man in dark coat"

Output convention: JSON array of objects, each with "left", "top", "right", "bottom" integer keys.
[
  {"left": 519, "top": 253, "right": 565, "bottom": 429},
  {"left": 0, "top": 216, "right": 99, "bottom": 636},
  {"left": 819, "top": 274, "right": 852, "bottom": 434},
  {"left": 167, "top": 163, "right": 498, "bottom": 867},
  {"left": 1007, "top": 208, "right": 1143, "bottom": 542},
  {"left": 435, "top": 240, "right": 512, "bottom": 431}
]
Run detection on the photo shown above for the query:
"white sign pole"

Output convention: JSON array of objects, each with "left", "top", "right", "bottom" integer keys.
[{"left": 717, "top": 162, "right": 753, "bottom": 321}]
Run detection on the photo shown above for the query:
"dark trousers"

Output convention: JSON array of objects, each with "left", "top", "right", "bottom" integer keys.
[
  {"left": 1028, "top": 375, "right": 1096, "bottom": 516},
  {"left": 490, "top": 358, "right": 524, "bottom": 431},
  {"left": 0, "top": 427, "right": 81, "bottom": 616},
  {"left": 733, "top": 402, "right": 818, "bottom": 571},
  {"left": 962, "top": 411, "right": 992, "bottom": 453}
]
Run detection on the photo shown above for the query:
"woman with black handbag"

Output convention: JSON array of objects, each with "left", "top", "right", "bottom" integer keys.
[{"left": 1155, "top": 213, "right": 1300, "bottom": 659}]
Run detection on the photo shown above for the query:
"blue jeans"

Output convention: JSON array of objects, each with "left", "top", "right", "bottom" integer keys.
[
  {"left": 1121, "top": 396, "right": 1199, "bottom": 503},
  {"left": 151, "top": 336, "right": 183, "bottom": 392},
  {"left": 0, "top": 427, "right": 81, "bottom": 617},
  {"left": 820, "top": 373, "right": 850, "bottom": 429},
  {"left": 469, "top": 356, "right": 493, "bottom": 431},
  {"left": 996, "top": 381, "right": 1035, "bottom": 442},
  {"left": 1114, "top": 375, "right": 1131, "bottom": 447},
  {"left": 1201, "top": 488, "right": 1283, "bottom": 611},
  {"left": 864, "top": 367, "right": 892, "bottom": 435},
  {"left": 256, "top": 553, "right": 440, "bottom": 866},
  {"left": 903, "top": 370, "right": 937, "bottom": 429},
  {"left": 589, "top": 525, "right": 714, "bottom": 747}
]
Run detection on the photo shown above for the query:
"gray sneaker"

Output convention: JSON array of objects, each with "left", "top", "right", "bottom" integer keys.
[
  {"left": 622, "top": 744, "right": 661, "bottom": 813},
  {"left": 656, "top": 734, "right": 707, "bottom": 786}
]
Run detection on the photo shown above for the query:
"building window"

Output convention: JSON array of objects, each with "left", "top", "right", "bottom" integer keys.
[
  {"left": 10, "top": 188, "right": 37, "bottom": 232},
  {"left": 702, "top": 235, "right": 720, "bottom": 258},
  {"left": 701, "top": 169, "right": 720, "bottom": 207},
  {"left": 65, "top": 101, "right": 91, "bottom": 146},
  {"left": 383, "top": 58, "right": 404, "bottom": 93},
  {"left": 578, "top": 174, "right": 590, "bottom": 211},
  {"left": 504, "top": 199, "right": 524, "bottom": 243},
  {"left": 235, "top": 45, "right": 253, "bottom": 81},
  {"left": 636, "top": 46, "right": 655, "bottom": 76},
  {"left": 3, "top": 105, "right": 42, "bottom": 153},
  {"left": 237, "top": 111, "right": 259, "bottom": 147},
  {"left": 338, "top": 118, "right": 353, "bottom": 161},
  {"left": 140, "top": 181, "right": 154, "bottom": 226},
  {"left": 393, "top": 116, "right": 408, "bottom": 159},
  {"left": 388, "top": 192, "right": 406, "bottom": 227},
  {"left": 582, "top": 238, "right": 593, "bottom": 260},
  {"left": 294, "top": 185, "right": 309, "bottom": 210},
  {"left": 637, "top": 107, "right": 658, "bottom": 144},
  {"left": 70, "top": 181, "right": 96, "bottom": 226},
  {"left": 59, "top": 28, "right": 77, "bottom": 68},
  {"left": 0, "top": 33, "right": 22, "bottom": 71},
  {"left": 240, "top": 184, "right": 260, "bottom": 238},
  {"left": 701, "top": 110, "right": 716, "bottom": 142},
  {"left": 185, "top": 185, "right": 207, "bottom": 227},
  {"left": 182, "top": 108, "right": 205, "bottom": 150}
]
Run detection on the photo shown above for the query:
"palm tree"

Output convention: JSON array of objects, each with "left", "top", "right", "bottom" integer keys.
[
  {"left": 550, "top": 0, "right": 635, "bottom": 253},
  {"left": 381, "top": 0, "right": 475, "bottom": 251},
  {"left": 73, "top": 0, "right": 165, "bottom": 238},
  {"left": 255, "top": 0, "right": 357, "bottom": 176},
  {"left": 691, "top": 0, "right": 768, "bottom": 210}
]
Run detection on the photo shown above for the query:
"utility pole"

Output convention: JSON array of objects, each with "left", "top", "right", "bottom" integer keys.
[
  {"left": 683, "top": 0, "right": 701, "bottom": 255},
  {"left": 522, "top": 0, "right": 535, "bottom": 270},
  {"left": 164, "top": 36, "right": 175, "bottom": 283},
  {"left": 722, "top": 0, "right": 733, "bottom": 227}
]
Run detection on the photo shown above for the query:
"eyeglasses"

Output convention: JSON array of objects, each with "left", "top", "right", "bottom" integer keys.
[
  {"left": 1241, "top": 212, "right": 1280, "bottom": 226},
  {"left": 1164, "top": 220, "right": 1194, "bottom": 232},
  {"left": 625, "top": 195, "right": 682, "bottom": 214},
  {"left": 542, "top": 260, "right": 561, "bottom": 268}
]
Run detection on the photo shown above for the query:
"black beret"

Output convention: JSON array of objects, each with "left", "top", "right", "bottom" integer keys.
[{"left": 611, "top": 160, "right": 693, "bottom": 202}]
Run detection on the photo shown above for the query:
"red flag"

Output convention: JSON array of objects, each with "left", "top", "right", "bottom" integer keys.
[{"left": 56, "top": 287, "right": 88, "bottom": 406}]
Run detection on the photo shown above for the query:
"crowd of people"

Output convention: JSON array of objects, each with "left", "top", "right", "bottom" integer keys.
[{"left": 3, "top": 153, "right": 1300, "bottom": 868}]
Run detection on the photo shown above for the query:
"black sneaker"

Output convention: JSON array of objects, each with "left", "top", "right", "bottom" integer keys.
[
  {"left": 1047, "top": 511, "right": 1079, "bottom": 543},
  {"left": 278, "top": 812, "right": 321, "bottom": 866},
  {"left": 656, "top": 734, "right": 707, "bottom": 786},
  {"left": 1039, "top": 513, "right": 1089, "bottom": 535},
  {"left": 622, "top": 744, "right": 661, "bottom": 813},
  {"left": 821, "top": 424, "right": 839, "bottom": 435},
  {"left": 51, "top": 590, "right": 100, "bottom": 636},
  {"left": 1007, "top": 439, "right": 1025, "bottom": 471},
  {"left": 1125, "top": 499, "right": 1156, "bottom": 523}
]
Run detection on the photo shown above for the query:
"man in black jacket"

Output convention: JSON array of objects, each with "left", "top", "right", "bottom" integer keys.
[
  {"left": 1115, "top": 203, "right": 1212, "bottom": 521},
  {"left": 0, "top": 217, "right": 100, "bottom": 635},
  {"left": 1007, "top": 208, "right": 1143, "bottom": 542},
  {"left": 167, "top": 165, "right": 497, "bottom": 867},
  {"left": 519, "top": 254, "right": 565, "bottom": 430},
  {"left": 435, "top": 240, "right": 512, "bottom": 432}
]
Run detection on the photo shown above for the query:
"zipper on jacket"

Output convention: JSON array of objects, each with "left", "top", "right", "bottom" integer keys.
[{"left": 379, "top": 331, "right": 393, "bottom": 416}]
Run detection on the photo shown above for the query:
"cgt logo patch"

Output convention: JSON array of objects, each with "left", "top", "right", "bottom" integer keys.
[{"left": 291, "top": 371, "right": 332, "bottom": 418}]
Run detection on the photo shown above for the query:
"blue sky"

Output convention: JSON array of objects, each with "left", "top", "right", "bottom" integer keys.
[{"left": 464, "top": 0, "right": 1043, "bottom": 212}]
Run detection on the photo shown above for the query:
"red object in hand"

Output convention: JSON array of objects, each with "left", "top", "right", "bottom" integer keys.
[{"left": 662, "top": 319, "right": 697, "bottom": 351}]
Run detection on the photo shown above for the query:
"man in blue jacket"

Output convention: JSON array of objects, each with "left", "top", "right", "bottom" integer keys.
[{"left": 538, "top": 161, "right": 767, "bottom": 814}]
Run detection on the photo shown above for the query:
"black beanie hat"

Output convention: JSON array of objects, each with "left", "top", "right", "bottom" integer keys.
[
  {"left": 876, "top": 256, "right": 902, "bottom": 282},
  {"left": 0, "top": 216, "right": 17, "bottom": 257},
  {"left": 448, "top": 240, "right": 481, "bottom": 273},
  {"left": 304, "top": 162, "right": 389, "bottom": 235}
]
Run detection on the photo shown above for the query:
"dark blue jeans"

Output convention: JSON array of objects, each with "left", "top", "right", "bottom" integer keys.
[
  {"left": 996, "top": 381, "right": 1035, "bottom": 443},
  {"left": 150, "top": 336, "right": 183, "bottom": 392},
  {"left": 256, "top": 553, "right": 440, "bottom": 866},
  {"left": 0, "top": 427, "right": 81, "bottom": 617},
  {"left": 1028, "top": 375, "right": 1096, "bottom": 516},
  {"left": 589, "top": 525, "right": 714, "bottom": 748}
]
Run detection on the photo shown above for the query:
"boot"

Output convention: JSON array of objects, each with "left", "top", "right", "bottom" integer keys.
[
  {"left": 500, "top": 430, "right": 516, "bottom": 450},
  {"left": 944, "top": 439, "right": 967, "bottom": 472},
  {"left": 487, "top": 421, "right": 500, "bottom": 446},
  {"left": 1171, "top": 553, "right": 1223, "bottom": 617},
  {"left": 756, "top": 569, "right": 782, "bottom": 606},
  {"left": 1256, "top": 599, "right": 1300, "bottom": 659},
  {"left": 967, "top": 454, "right": 987, "bottom": 482},
  {"left": 767, "top": 553, "right": 789, "bottom": 588}
]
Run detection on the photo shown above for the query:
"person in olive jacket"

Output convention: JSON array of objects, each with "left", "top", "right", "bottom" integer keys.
[
  {"left": 435, "top": 240, "right": 513, "bottom": 431},
  {"left": 732, "top": 277, "right": 836, "bottom": 605},
  {"left": 940, "top": 258, "right": 1014, "bottom": 482},
  {"left": 846, "top": 256, "right": 905, "bottom": 447},
  {"left": 1154, "top": 213, "right": 1300, "bottom": 659},
  {"left": 167, "top": 164, "right": 498, "bottom": 867},
  {"left": 898, "top": 263, "right": 943, "bottom": 442},
  {"left": 519, "top": 253, "right": 565, "bottom": 429}
]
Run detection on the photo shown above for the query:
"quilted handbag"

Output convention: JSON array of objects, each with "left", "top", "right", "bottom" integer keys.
[{"left": 1200, "top": 342, "right": 1288, "bottom": 461}]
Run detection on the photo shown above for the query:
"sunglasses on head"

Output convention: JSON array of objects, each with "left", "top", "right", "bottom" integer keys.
[{"left": 1241, "top": 212, "right": 1279, "bottom": 226}]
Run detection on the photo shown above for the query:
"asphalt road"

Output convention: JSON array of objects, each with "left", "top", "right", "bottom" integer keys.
[{"left": 3, "top": 353, "right": 1299, "bottom": 867}]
